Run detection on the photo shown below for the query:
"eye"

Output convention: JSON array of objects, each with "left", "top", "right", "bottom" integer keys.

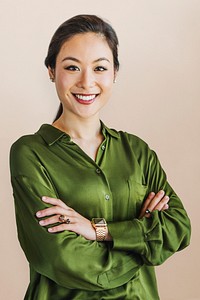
[
  {"left": 65, "top": 65, "right": 80, "bottom": 71},
  {"left": 94, "top": 66, "right": 107, "bottom": 72}
]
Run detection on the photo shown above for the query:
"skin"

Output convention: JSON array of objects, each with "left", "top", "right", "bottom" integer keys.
[{"left": 37, "top": 32, "right": 170, "bottom": 241}]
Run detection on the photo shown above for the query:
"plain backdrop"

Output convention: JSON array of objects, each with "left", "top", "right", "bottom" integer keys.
[{"left": 1, "top": 1, "right": 199, "bottom": 299}]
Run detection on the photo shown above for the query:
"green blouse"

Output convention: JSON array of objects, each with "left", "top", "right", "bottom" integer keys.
[{"left": 10, "top": 123, "right": 191, "bottom": 300}]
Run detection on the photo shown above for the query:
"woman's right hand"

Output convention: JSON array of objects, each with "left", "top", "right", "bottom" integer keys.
[
  {"left": 36, "top": 196, "right": 97, "bottom": 241},
  {"left": 139, "top": 190, "right": 169, "bottom": 219}
]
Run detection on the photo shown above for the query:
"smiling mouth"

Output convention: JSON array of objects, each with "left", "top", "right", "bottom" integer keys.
[{"left": 73, "top": 93, "right": 98, "bottom": 104}]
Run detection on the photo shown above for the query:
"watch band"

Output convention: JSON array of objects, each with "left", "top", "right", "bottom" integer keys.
[
  {"left": 91, "top": 218, "right": 107, "bottom": 242},
  {"left": 95, "top": 226, "right": 107, "bottom": 241}
]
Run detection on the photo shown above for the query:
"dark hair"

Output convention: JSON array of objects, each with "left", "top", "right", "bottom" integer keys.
[{"left": 44, "top": 14, "right": 119, "bottom": 122}]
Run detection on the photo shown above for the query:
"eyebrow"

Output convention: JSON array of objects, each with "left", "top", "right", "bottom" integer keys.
[{"left": 61, "top": 56, "right": 111, "bottom": 64}]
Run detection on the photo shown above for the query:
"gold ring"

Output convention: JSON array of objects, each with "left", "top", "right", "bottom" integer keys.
[{"left": 59, "top": 215, "right": 70, "bottom": 224}]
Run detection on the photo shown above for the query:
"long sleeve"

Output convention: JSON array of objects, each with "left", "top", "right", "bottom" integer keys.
[
  {"left": 108, "top": 148, "right": 191, "bottom": 266},
  {"left": 10, "top": 124, "right": 191, "bottom": 299},
  {"left": 10, "top": 140, "right": 143, "bottom": 291}
]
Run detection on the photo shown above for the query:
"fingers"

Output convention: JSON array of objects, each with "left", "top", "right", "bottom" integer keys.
[
  {"left": 139, "top": 192, "right": 155, "bottom": 218},
  {"left": 37, "top": 209, "right": 75, "bottom": 233},
  {"left": 143, "top": 192, "right": 156, "bottom": 209},
  {"left": 36, "top": 206, "right": 69, "bottom": 218},
  {"left": 42, "top": 196, "right": 68, "bottom": 208},
  {"left": 36, "top": 196, "right": 74, "bottom": 229},
  {"left": 36, "top": 196, "right": 73, "bottom": 218},
  {"left": 37, "top": 208, "right": 74, "bottom": 232},
  {"left": 153, "top": 195, "right": 169, "bottom": 211},
  {"left": 163, "top": 203, "right": 169, "bottom": 210},
  {"left": 147, "top": 190, "right": 169, "bottom": 213},
  {"left": 39, "top": 215, "right": 63, "bottom": 226},
  {"left": 139, "top": 190, "right": 170, "bottom": 219},
  {"left": 48, "top": 223, "right": 73, "bottom": 233},
  {"left": 36, "top": 196, "right": 96, "bottom": 239}
]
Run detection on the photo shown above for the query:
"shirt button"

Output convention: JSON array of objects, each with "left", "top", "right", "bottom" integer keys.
[
  {"left": 96, "top": 168, "right": 101, "bottom": 174},
  {"left": 105, "top": 194, "right": 110, "bottom": 200},
  {"left": 101, "top": 145, "right": 106, "bottom": 151}
]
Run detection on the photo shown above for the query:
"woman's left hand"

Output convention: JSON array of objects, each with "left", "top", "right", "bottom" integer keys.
[
  {"left": 36, "top": 196, "right": 96, "bottom": 240},
  {"left": 139, "top": 190, "right": 169, "bottom": 219}
]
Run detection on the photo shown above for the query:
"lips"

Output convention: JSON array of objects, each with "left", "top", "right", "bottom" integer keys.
[{"left": 73, "top": 93, "right": 98, "bottom": 105}]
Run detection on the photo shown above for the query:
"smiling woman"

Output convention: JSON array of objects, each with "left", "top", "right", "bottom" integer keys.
[{"left": 9, "top": 14, "right": 191, "bottom": 300}]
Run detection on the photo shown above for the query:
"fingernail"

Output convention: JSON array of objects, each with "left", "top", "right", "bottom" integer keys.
[
  {"left": 39, "top": 220, "right": 44, "bottom": 225},
  {"left": 42, "top": 196, "right": 47, "bottom": 201},
  {"left": 36, "top": 212, "right": 41, "bottom": 217},
  {"left": 48, "top": 228, "right": 53, "bottom": 232}
]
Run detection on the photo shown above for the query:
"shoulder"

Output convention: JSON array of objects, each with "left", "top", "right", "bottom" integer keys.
[
  {"left": 10, "top": 123, "right": 57, "bottom": 153},
  {"left": 10, "top": 126, "right": 46, "bottom": 175},
  {"left": 112, "top": 128, "right": 150, "bottom": 152},
  {"left": 104, "top": 123, "right": 148, "bottom": 149},
  {"left": 10, "top": 131, "right": 45, "bottom": 156},
  {"left": 119, "top": 130, "right": 147, "bottom": 145},
  {"left": 108, "top": 127, "right": 158, "bottom": 166},
  {"left": 115, "top": 130, "right": 161, "bottom": 179}
]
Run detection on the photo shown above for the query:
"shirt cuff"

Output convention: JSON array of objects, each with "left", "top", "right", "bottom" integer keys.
[{"left": 108, "top": 219, "right": 146, "bottom": 252}]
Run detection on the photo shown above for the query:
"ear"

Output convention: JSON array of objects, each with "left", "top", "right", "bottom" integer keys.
[{"left": 48, "top": 67, "right": 55, "bottom": 82}]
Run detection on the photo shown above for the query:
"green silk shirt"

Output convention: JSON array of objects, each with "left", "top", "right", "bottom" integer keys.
[{"left": 10, "top": 123, "right": 191, "bottom": 300}]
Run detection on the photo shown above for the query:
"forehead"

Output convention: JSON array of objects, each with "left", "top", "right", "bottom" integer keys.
[{"left": 57, "top": 32, "right": 113, "bottom": 62}]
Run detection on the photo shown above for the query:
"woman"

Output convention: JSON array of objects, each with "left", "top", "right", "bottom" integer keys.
[{"left": 10, "top": 15, "right": 191, "bottom": 300}]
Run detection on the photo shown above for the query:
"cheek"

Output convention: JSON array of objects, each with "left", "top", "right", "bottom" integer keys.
[
  {"left": 56, "top": 74, "right": 72, "bottom": 93},
  {"left": 55, "top": 78, "right": 69, "bottom": 100},
  {"left": 101, "top": 74, "right": 114, "bottom": 90}
]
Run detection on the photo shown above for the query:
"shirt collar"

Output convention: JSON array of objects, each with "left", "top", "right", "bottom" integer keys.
[
  {"left": 36, "top": 124, "right": 68, "bottom": 146},
  {"left": 101, "top": 122, "right": 120, "bottom": 139},
  {"left": 36, "top": 121, "right": 119, "bottom": 146}
]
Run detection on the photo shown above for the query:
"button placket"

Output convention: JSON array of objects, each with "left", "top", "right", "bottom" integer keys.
[{"left": 93, "top": 167, "right": 113, "bottom": 220}]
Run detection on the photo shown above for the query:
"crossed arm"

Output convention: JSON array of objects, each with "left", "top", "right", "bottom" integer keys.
[
  {"left": 36, "top": 190, "right": 170, "bottom": 241},
  {"left": 10, "top": 139, "right": 191, "bottom": 290}
]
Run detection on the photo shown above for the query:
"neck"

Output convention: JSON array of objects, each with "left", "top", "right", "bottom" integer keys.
[{"left": 53, "top": 113, "right": 102, "bottom": 140}]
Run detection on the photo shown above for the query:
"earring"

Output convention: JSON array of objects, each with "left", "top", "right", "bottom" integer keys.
[
  {"left": 50, "top": 77, "right": 55, "bottom": 82},
  {"left": 114, "top": 78, "right": 117, "bottom": 83}
]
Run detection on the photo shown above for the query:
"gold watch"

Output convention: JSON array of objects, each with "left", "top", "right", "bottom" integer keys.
[{"left": 91, "top": 218, "right": 107, "bottom": 241}]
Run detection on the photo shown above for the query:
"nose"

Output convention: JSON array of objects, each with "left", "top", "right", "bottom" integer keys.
[{"left": 76, "top": 69, "right": 95, "bottom": 89}]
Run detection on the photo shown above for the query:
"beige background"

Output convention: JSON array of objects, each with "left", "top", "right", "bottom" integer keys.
[{"left": 1, "top": 1, "right": 199, "bottom": 299}]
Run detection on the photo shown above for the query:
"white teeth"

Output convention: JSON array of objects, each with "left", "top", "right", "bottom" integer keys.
[{"left": 75, "top": 94, "right": 96, "bottom": 101}]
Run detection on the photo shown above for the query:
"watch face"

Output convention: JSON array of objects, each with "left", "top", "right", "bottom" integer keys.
[{"left": 93, "top": 218, "right": 106, "bottom": 226}]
